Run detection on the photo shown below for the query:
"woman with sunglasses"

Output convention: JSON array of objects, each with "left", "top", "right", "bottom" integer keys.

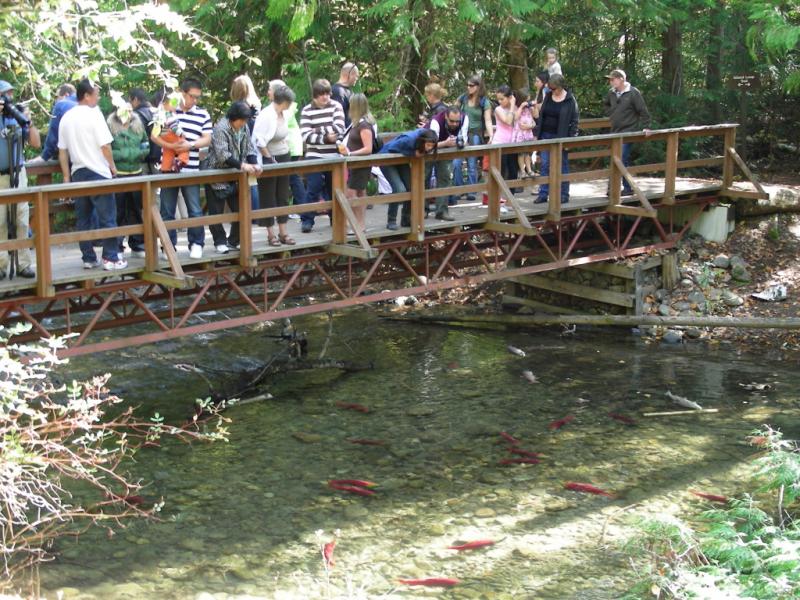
[{"left": 453, "top": 76, "right": 493, "bottom": 202}]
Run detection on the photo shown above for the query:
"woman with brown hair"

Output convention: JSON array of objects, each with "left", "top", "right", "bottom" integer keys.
[{"left": 454, "top": 75, "right": 493, "bottom": 202}]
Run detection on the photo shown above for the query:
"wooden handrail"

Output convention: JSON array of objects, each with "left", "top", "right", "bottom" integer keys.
[{"left": 0, "top": 123, "right": 748, "bottom": 296}]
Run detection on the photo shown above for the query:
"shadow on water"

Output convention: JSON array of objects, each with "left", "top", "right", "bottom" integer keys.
[{"left": 37, "top": 309, "right": 799, "bottom": 599}]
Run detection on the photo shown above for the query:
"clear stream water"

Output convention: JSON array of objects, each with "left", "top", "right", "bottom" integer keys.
[{"left": 37, "top": 309, "right": 799, "bottom": 600}]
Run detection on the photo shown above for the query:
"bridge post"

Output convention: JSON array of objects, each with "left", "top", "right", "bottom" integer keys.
[
  {"left": 142, "top": 181, "right": 158, "bottom": 272},
  {"left": 547, "top": 141, "right": 563, "bottom": 222},
  {"left": 663, "top": 132, "right": 679, "bottom": 204},
  {"left": 608, "top": 136, "right": 623, "bottom": 207},
  {"left": 330, "top": 161, "right": 348, "bottom": 244},
  {"left": 722, "top": 126, "right": 737, "bottom": 192},
  {"left": 409, "top": 156, "right": 425, "bottom": 241},
  {"left": 238, "top": 171, "right": 253, "bottom": 268},
  {"left": 33, "top": 190, "right": 54, "bottom": 297},
  {"left": 487, "top": 147, "right": 502, "bottom": 222}
]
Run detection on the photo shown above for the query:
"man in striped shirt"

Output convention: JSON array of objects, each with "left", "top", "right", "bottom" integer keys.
[
  {"left": 153, "top": 78, "right": 212, "bottom": 259},
  {"left": 299, "top": 79, "right": 345, "bottom": 233}
]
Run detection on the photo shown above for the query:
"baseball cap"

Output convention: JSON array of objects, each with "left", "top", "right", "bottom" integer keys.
[
  {"left": 0, "top": 80, "right": 14, "bottom": 93},
  {"left": 606, "top": 69, "right": 627, "bottom": 81}
]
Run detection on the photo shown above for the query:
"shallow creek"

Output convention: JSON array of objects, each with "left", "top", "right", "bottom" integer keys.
[{"left": 38, "top": 309, "right": 799, "bottom": 599}]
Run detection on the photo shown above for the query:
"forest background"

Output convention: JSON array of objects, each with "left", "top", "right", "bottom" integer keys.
[{"left": 0, "top": 0, "right": 797, "bottom": 170}]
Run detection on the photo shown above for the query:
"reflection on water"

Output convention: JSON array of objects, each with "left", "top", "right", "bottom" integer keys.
[{"left": 39, "top": 310, "right": 799, "bottom": 599}]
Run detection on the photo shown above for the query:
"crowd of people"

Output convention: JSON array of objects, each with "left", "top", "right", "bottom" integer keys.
[{"left": 0, "top": 49, "right": 652, "bottom": 277}]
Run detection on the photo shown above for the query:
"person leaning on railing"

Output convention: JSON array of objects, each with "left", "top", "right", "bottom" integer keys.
[
  {"left": 0, "top": 79, "right": 40, "bottom": 280},
  {"left": 57, "top": 78, "right": 127, "bottom": 271},
  {"left": 201, "top": 101, "right": 261, "bottom": 255}
]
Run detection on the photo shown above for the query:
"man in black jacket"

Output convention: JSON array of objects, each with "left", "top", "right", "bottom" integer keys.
[{"left": 604, "top": 69, "right": 651, "bottom": 196}]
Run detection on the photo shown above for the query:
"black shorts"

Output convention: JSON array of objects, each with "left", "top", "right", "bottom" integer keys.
[{"left": 347, "top": 167, "right": 371, "bottom": 191}]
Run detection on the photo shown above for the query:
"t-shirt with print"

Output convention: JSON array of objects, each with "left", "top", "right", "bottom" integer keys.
[
  {"left": 57, "top": 105, "right": 114, "bottom": 178},
  {"left": 171, "top": 106, "right": 212, "bottom": 170}
]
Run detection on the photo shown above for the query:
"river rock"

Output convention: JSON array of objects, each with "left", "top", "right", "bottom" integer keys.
[
  {"left": 658, "top": 303, "right": 672, "bottom": 316},
  {"left": 688, "top": 291, "right": 706, "bottom": 305},
  {"left": 707, "top": 287, "right": 722, "bottom": 300},
  {"left": 291, "top": 432, "right": 323, "bottom": 443},
  {"left": 721, "top": 290, "right": 744, "bottom": 307},
  {"left": 407, "top": 404, "right": 435, "bottom": 417},
  {"left": 543, "top": 498, "right": 572, "bottom": 512},
  {"left": 712, "top": 254, "right": 730, "bottom": 269},
  {"left": 475, "top": 507, "right": 496, "bottom": 518},
  {"left": 56, "top": 588, "right": 83, "bottom": 599},
  {"left": 680, "top": 278, "right": 694, "bottom": 289},
  {"left": 427, "top": 523, "right": 446, "bottom": 535},
  {"left": 344, "top": 504, "right": 369, "bottom": 519},
  {"left": 178, "top": 537, "right": 205, "bottom": 552},
  {"left": 655, "top": 289, "right": 668, "bottom": 301},
  {"left": 685, "top": 327, "right": 702, "bottom": 339},
  {"left": 673, "top": 301, "right": 692, "bottom": 312},
  {"left": 662, "top": 329, "right": 683, "bottom": 344},
  {"left": 731, "top": 264, "right": 751, "bottom": 282}
]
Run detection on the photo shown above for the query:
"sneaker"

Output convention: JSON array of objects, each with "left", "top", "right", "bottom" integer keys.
[
  {"left": 83, "top": 260, "right": 101, "bottom": 269},
  {"left": 132, "top": 250, "right": 146, "bottom": 258},
  {"left": 102, "top": 258, "right": 128, "bottom": 271},
  {"left": 499, "top": 205, "right": 509, "bottom": 214},
  {"left": 301, "top": 223, "right": 313, "bottom": 233},
  {"left": 18, "top": 266, "right": 36, "bottom": 278},
  {"left": 189, "top": 244, "right": 203, "bottom": 259},
  {"left": 621, "top": 189, "right": 634, "bottom": 197},
  {"left": 386, "top": 222, "right": 399, "bottom": 231},
  {"left": 534, "top": 196, "right": 548, "bottom": 204},
  {"left": 215, "top": 244, "right": 230, "bottom": 254},
  {"left": 227, "top": 242, "right": 239, "bottom": 251},
  {"left": 288, "top": 213, "right": 300, "bottom": 220},
  {"left": 435, "top": 211, "right": 456, "bottom": 222}
]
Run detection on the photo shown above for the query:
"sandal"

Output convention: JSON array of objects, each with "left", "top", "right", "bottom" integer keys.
[
  {"left": 278, "top": 234, "right": 296, "bottom": 246},
  {"left": 268, "top": 235, "right": 281, "bottom": 247}
]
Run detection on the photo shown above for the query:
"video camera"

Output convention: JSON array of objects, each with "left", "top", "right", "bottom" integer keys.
[{"left": 0, "top": 94, "right": 30, "bottom": 127}]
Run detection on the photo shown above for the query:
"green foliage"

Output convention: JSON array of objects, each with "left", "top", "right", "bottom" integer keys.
[
  {"left": 622, "top": 426, "right": 800, "bottom": 599},
  {"left": 745, "top": 1, "right": 800, "bottom": 92}
]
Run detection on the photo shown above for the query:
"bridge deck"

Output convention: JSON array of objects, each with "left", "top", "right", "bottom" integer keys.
[{"left": 0, "top": 176, "right": 720, "bottom": 295}]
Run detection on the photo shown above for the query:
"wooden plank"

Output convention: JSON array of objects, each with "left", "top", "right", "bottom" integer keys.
[
  {"left": 568, "top": 149, "right": 611, "bottom": 160},
  {"left": 326, "top": 243, "right": 377, "bottom": 259},
  {"left": 140, "top": 270, "right": 196, "bottom": 289},
  {"left": 501, "top": 294, "right": 585, "bottom": 314},
  {"left": 150, "top": 205, "right": 185, "bottom": 279},
  {"left": 547, "top": 142, "right": 563, "bottom": 222},
  {"left": 676, "top": 157, "right": 724, "bottom": 169},
  {"left": 33, "top": 191, "right": 54, "bottom": 297},
  {"left": 142, "top": 181, "right": 158, "bottom": 272},
  {"left": 727, "top": 147, "right": 766, "bottom": 194},
  {"left": 608, "top": 137, "right": 622, "bottom": 207},
  {"left": 330, "top": 162, "right": 347, "bottom": 244},
  {"left": 511, "top": 273, "right": 634, "bottom": 307},
  {"left": 576, "top": 255, "right": 662, "bottom": 279},
  {"left": 486, "top": 147, "right": 502, "bottom": 222},
  {"left": 722, "top": 128, "right": 736, "bottom": 190},
  {"left": 490, "top": 166, "right": 531, "bottom": 228},
  {"left": 608, "top": 204, "right": 656, "bottom": 217},
  {"left": 334, "top": 190, "right": 372, "bottom": 253},
  {"left": 612, "top": 155, "right": 657, "bottom": 215},
  {"left": 720, "top": 189, "right": 769, "bottom": 200}
]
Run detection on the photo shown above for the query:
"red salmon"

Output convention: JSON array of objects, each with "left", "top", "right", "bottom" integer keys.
[
  {"left": 323, "top": 540, "right": 336, "bottom": 568},
  {"left": 328, "top": 482, "right": 376, "bottom": 496},
  {"left": 329, "top": 479, "right": 377, "bottom": 488},
  {"left": 563, "top": 481, "right": 615, "bottom": 497},
  {"left": 448, "top": 540, "right": 495, "bottom": 551},
  {"left": 335, "top": 402, "right": 370, "bottom": 413},
  {"left": 499, "top": 431, "right": 521, "bottom": 445},
  {"left": 548, "top": 415, "right": 575, "bottom": 431},
  {"left": 690, "top": 490, "right": 728, "bottom": 503},
  {"left": 608, "top": 413, "right": 636, "bottom": 425},
  {"left": 398, "top": 577, "right": 460, "bottom": 587}
]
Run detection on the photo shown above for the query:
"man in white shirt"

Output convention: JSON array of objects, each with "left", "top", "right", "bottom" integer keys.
[{"left": 58, "top": 79, "right": 126, "bottom": 271}]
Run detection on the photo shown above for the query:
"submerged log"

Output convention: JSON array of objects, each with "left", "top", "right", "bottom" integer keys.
[{"left": 386, "top": 313, "right": 800, "bottom": 330}]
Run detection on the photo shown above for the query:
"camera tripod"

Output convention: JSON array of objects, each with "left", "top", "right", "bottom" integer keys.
[{"left": 2, "top": 124, "right": 24, "bottom": 280}]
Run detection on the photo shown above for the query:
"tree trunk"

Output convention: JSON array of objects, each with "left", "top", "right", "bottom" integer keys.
[
  {"left": 661, "top": 20, "right": 683, "bottom": 96},
  {"left": 507, "top": 34, "right": 529, "bottom": 92},
  {"left": 403, "top": 0, "right": 436, "bottom": 123},
  {"left": 705, "top": 3, "right": 724, "bottom": 122},
  {"left": 622, "top": 19, "right": 637, "bottom": 81}
]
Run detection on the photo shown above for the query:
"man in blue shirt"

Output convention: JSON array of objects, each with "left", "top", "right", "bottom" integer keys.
[
  {"left": 33, "top": 83, "right": 77, "bottom": 162},
  {"left": 0, "top": 79, "right": 41, "bottom": 279}
]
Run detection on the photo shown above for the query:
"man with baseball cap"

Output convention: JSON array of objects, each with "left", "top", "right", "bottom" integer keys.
[
  {"left": 0, "top": 79, "right": 41, "bottom": 280},
  {"left": 603, "top": 69, "right": 651, "bottom": 196}
]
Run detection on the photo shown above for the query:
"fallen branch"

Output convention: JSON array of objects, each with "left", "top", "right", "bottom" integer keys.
[
  {"left": 643, "top": 409, "right": 719, "bottom": 417},
  {"left": 386, "top": 313, "right": 800, "bottom": 330}
]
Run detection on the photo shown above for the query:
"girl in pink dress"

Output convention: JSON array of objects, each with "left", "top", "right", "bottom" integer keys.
[{"left": 512, "top": 88, "right": 535, "bottom": 177}]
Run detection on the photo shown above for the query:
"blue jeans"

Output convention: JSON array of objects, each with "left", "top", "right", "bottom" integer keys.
[
  {"left": 159, "top": 184, "right": 204, "bottom": 248},
  {"left": 72, "top": 168, "right": 119, "bottom": 263},
  {"left": 250, "top": 185, "right": 259, "bottom": 211},
  {"left": 453, "top": 132, "right": 482, "bottom": 201},
  {"left": 290, "top": 156, "right": 306, "bottom": 206},
  {"left": 537, "top": 132, "right": 570, "bottom": 201},
  {"left": 621, "top": 142, "right": 633, "bottom": 193},
  {"left": 381, "top": 164, "right": 411, "bottom": 225},
  {"left": 300, "top": 170, "right": 331, "bottom": 228}
]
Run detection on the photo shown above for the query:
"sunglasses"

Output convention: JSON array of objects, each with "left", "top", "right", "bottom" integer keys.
[{"left": 467, "top": 82, "right": 478, "bottom": 87}]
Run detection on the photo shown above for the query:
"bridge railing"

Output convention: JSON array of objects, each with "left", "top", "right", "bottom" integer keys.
[{"left": 0, "top": 122, "right": 763, "bottom": 298}]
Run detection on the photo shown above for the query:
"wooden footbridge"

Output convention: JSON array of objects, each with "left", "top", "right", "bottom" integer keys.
[{"left": 0, "top": 122, "right": 766, "bottom": 356}]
